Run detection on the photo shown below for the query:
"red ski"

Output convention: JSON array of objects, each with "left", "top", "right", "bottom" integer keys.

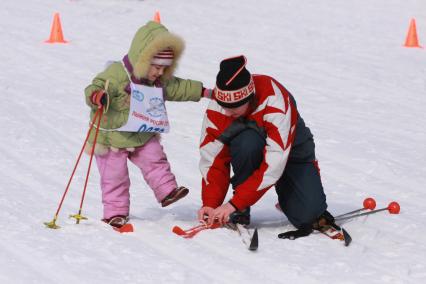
[
  {"left": 172, "top": 222, "right": 221, "bottom": 238},
  {"left": 173, "top": 222, "right": 259, "bottom": 251},
  {"left": 113, "top": 223, "right": 134, "bottom": 233}
]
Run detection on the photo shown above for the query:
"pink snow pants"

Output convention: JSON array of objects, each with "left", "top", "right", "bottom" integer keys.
[{"left": 95, "top": 136, "right": 177, "bottom": 219}]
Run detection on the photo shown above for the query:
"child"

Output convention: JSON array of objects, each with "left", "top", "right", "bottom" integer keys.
[{"left": 84, "top": 21, "right": 211, "bottom": 228}]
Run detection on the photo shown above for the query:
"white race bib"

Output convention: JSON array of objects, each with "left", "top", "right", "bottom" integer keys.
[{"left": 114, "top": 83, "right": 170, "bottom": 133}]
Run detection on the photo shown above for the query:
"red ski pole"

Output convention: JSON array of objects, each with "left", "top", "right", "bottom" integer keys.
[
  {"left": 44, "top": 108, "right": 102, "bottom": 229},
  {"left": 70, "top": 107, "right": 104, "bottom": 224},
  {"left": 335, "top": 197, "right": 377, "bottom": 219},
  {"left": 336, "top": 201, "right": 400, "bottom": 222},
  {"left": 45, "top": 80, "right": 110, "bottom": 229}
]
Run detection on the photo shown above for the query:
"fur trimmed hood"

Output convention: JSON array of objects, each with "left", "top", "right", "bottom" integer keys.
[{"left": 127, "top": 21, "right": 185, "bottom": 81}]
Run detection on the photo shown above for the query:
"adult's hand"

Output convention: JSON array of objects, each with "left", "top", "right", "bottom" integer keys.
[
  {"left": 197, "top": 206, "right": 214, "bottom": 223},
  {"left": 208, "top": 203, "right": 236, "bottom": 226}
]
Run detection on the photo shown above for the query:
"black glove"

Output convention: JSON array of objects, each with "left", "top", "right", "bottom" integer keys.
[
  {"left": 278, "top": 224, "right": 313, "bottom": 240},
  {"left": 278, "top": 211, "right": 337, "bottom": 240},
  {"left": 218, "top": 118, "right": 266, "bottom": 145},
  {"left": 229, "top": 207, "right": 251, "bottom": 225}
]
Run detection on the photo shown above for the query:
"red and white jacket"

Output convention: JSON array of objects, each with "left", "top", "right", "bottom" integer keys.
[{"left": 199, "top": 75, "right": 298, "bottom": 210}]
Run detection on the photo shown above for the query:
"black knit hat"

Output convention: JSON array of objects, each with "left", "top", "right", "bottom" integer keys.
[{"left": 214, "top": 55, "right": 255, "bottom": 108}]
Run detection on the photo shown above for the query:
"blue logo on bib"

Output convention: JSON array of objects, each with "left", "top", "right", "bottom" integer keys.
[
  {"left": 147, "top": 98, "right": 165, "bottom": 117},
  {"left": 132, "top": 90, "right": 144, "bottom": 102}
]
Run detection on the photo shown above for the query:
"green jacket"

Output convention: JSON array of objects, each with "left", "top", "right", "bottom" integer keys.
[{"left": 84, "top": 21, "right": 203, "bottom": 149}]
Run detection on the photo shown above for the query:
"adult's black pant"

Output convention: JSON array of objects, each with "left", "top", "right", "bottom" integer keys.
[{"left": 229, "top": 128, "right": 327, "bottom": 228}]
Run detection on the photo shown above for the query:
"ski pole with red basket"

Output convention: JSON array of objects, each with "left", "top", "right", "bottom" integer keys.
[
  {"left": 335, "top": 197, "right": 377, "bottom": 220},
  {"left": 335, "top": 200, "right": 400, "bottom": 222}
]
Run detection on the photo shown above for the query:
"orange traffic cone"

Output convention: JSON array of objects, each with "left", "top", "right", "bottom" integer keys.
[
  {"left": 45, "top": 12, "right": 68, "bottom": 43},
  {"left": 153, "top": 11, "right": 161, "bottom": 23},
  {"left": 404, "top": 18, "right": 422, "bottom": 48}
]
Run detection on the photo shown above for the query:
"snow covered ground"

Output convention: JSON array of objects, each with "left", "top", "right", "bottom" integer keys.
[{"left": 1, "top": 0, "right": 425, "bottom": 283}]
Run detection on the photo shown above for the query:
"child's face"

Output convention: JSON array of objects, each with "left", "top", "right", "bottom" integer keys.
[{"left": 147, "top": 64, "right": 167, "bottom": 82}]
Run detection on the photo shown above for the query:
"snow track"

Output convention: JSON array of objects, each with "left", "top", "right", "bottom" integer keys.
[{"left": 1, "top": 0, "right": 425, "bottom": 283}]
